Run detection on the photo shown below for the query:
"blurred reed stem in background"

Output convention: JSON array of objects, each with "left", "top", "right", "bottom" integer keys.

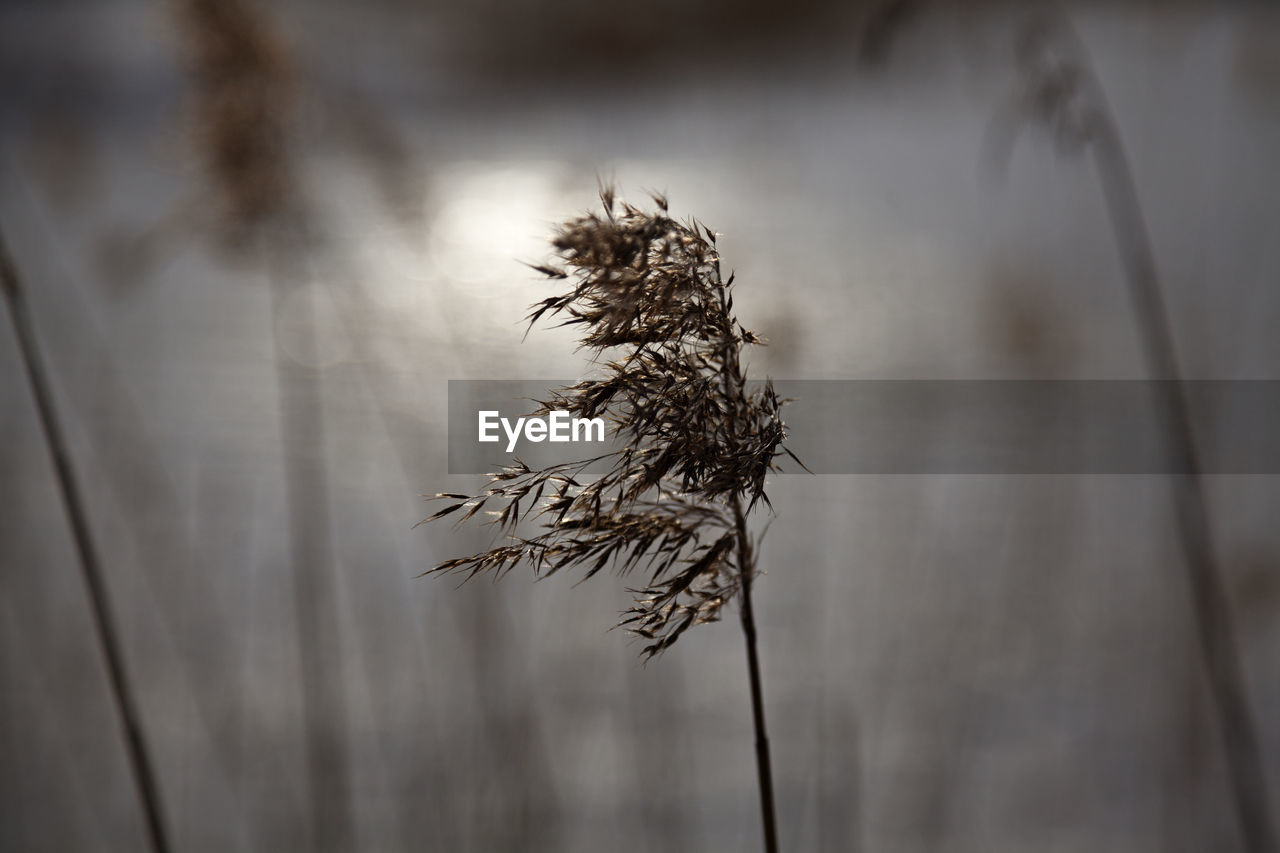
[
  {"left": 174, "top": 0, "right": 356, "bottom": 847},
  {"left": 989, "top": 12, "right": 1277, "bottom": 851},
  {"left": 175, "top": 0, "right": 569, "bottom": 845},
  {"left": 1, "top": 233, "right": 172, "bottom": 853}
]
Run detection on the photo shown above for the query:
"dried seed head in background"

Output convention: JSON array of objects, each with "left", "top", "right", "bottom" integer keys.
[
  {"left": 175, "top": 0, "right": 296, "bottom": 249},
  {"left": 1013, "top": 18, "right": 1098, "bottom": 155},
  {"left": 983, "top": 15, "right": 1105, "bottom": 181},
  {"left": 422, "top": 190, "right": 799, "bottom": 657}
]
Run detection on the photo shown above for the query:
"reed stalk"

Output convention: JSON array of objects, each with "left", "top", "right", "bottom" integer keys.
[
  {"left": 1, "top": 233, "right": 171, "bottom": 853},
  {"left": 421, "top": 190, "right": 800, "bottom": 851},
  {"left": 991, "top": 15, "right": 1277, "bottom": 850}
]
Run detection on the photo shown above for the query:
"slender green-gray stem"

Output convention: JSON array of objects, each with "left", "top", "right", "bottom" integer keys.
[
  {"left": 714, "top": 262, "right": 780, "bottom": 853},
  {"left": 264, "top": 234, "right": 356, "bottom": 853},
  {"left": 1088, "top": 112, "right": 1277, "bottom": 853},
  {"left": 1044, "top": 16, "right": 1277, "bottom": 850},
  {"left": 732, "top": 493, "right": 779, "bottom": 853},
  {"left": 1, "top": 233, "right": 171, "bottom": 853}
]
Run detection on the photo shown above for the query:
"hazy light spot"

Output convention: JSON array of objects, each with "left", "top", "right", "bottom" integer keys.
[{"left": 427, "top": 163, "right": 567, "bottom": 289}]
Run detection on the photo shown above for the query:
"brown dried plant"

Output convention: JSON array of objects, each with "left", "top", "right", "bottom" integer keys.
[
  {"left": 424, "top": 190, "right": 793, "bottom": 653},
  {"left": 421, "top": 189, "right": 796, "bottom": 851},
  {"left": 175, "top": 0, "right": 296, "bottom": 249}
]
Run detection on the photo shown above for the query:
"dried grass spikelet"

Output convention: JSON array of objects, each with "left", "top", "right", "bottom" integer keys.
[
  {"left": 984, "top": 15, "right": 1103, "bottom": 173},
  {"left": 421, "top": 189, "right": 800, "bottom": 657},
  {"left": 175, "top": 0, "right": 296, "bottom": 248}
]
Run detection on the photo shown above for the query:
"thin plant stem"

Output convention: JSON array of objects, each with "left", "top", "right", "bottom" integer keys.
[
  {"left": 733, "top": 493, "right": 779, "bottom": 853},
  {"left": 1088, "top": 115, "right": 1278, "bottom": 853},
  {"left": 715, "top": 250, "right": 780, "bottom": 853},
  {"left": 1018, "top": 15, "right": 1277, "bottom": 850},
  {"left": 265, "top": 236, "right": 356, "bottom": 853},
  {"left": 321, "top": 262, "right": 565, "bottom": 849},
  {"left": 10, "top": 157, "right": 251, "bottom": 838},
  {"left": 317, "top": 264, "right": 563, "bottom": 850},
  {"left": 0, "top": 232, "right": 171, "bottom": 853}
]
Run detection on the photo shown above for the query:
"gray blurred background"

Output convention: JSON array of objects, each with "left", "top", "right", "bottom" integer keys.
[{"left": 1, "top": 0, "right": 1278, "bottom": 850}]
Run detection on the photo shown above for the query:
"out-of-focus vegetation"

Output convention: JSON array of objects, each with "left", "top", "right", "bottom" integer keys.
[{"left": 1, "top": 1, "right": 1278, "bottom": 851}]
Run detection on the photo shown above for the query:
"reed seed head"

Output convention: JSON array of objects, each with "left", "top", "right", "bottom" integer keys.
[
  {"left": 176, "top": 0, "right": 296, "bottom": 248},
  {"left": 422, "top": 189, "right": 798, "bottom": 657}
]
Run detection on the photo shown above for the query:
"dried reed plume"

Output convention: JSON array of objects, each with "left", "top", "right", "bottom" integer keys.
[{"left": 422, "top": 189, "right": 797, "bottom": 851}]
